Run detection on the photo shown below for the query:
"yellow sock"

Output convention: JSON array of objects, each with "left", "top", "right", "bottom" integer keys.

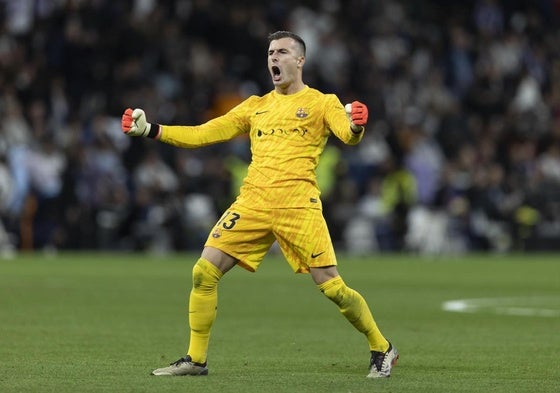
[
  {"left": 187, "top": 258, "right": 223, "bottom": 364},
  {"left": 318, "top": 276, "right": 389, "bottom": 352}
]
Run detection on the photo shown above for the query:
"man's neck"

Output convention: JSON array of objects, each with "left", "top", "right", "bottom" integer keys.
[{"left": 275, "top": 81, "right": 306, "bottom": 95}]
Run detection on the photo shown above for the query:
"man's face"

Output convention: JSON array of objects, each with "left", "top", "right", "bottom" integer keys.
[{"left": 267, "top": 37, "right": 304, "bottom": 88}]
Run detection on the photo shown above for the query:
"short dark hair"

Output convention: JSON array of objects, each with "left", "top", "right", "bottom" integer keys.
[{"left": 267, "top": 31, "right": 306, "bottom": 56}]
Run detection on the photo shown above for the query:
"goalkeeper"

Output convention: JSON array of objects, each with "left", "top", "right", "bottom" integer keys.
[{"left": 121, "top": 31, "right": 398, "bottom": 379}]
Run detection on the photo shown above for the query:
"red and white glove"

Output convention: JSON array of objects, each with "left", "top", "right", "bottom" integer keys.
[
  {"left": 345, "top": 101, "right": 368, "bottom": 133},
  {"left": 121, "top": 108, "right": 160, "bottom": 138}
]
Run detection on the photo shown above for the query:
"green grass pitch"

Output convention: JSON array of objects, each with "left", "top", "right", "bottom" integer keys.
[{"left": 1, "top": 252, "right": 559, "bottom": 393}]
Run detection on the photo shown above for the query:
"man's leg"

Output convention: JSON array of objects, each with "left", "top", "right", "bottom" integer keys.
[
  {"left": 311, "top": 266, "right": 388, "bottom": 352},
  {"left": 188, "top": 247, "right": 237, "bottom": 362},
  {"left": 151, "top": 247, "right": 236, "bottom": 376},
  {"left": 186, "top": 257, "right": 222, "bottom": 363},
  {"left": 311, "top": 266, "right": 398, "bottom": 378}
]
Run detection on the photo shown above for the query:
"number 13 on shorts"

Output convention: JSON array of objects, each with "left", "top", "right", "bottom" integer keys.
[{"left": 216, "top": 211, "right": 241, "bottom": 230}]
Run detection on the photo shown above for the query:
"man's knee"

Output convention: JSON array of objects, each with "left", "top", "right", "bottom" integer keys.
[
  {"left": 192, "top": 258, "right": 223, "bottom": 290},
  {"left": 318, "top": 276, "right": 346, "bottom": 304}
]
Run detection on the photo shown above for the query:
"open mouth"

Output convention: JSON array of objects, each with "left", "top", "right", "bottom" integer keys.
[{"left": 271, "top": 66, "right": 281, "bottom": 81}]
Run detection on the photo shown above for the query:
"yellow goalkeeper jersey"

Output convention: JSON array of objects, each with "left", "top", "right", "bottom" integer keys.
[{"left": 160, "top": 86, "right": 363, "bottom": 209}]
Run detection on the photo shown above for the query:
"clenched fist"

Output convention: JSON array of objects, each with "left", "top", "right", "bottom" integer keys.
[
  {"left": 345, "top": 101, "right": 368, "bottom": 133},
  {"left": 121, "top": 108, "right": 160, "bottom": 138}
]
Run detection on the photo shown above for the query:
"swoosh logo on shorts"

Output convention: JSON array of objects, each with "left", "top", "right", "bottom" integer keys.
[
  {"left": 255, "top": 111, "right": 269, "bottom": 115},
  {"left": 311, "top": 251, "right": 325, "bottom": 259}
]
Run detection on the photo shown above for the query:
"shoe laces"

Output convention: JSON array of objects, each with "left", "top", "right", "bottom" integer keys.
[
  {"left": 370, "top": 351, "right": 385, "bottom": 371},
  {"left": 170, "top": 357, "right": 188, "bottom": 366},
  {"left": 171, "top": 355, "right": 207, "bottom": 368},
  {"left": 370, "top": 343, "right": 391, "bottom": 371}
]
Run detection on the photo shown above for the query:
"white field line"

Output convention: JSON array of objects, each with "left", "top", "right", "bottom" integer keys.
[{"left": 442, "top": 297, "right": 560, "bottom": 317}]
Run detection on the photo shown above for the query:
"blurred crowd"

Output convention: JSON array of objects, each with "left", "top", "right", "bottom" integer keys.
[{"left": 1, "top": 0, "right": 560, "bottom": 257}]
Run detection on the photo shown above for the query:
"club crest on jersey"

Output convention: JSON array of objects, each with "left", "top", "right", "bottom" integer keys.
[{"left": 295, "top": 107, "right": 309, "bottom": 118}]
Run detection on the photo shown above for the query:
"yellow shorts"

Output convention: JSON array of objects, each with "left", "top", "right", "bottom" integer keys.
[{"left": 204, "top": 202, "right": 337, "bottom": 273}]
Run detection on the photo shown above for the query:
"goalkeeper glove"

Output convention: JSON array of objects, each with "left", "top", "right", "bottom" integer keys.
[
  {"left": 345, "top": 101, "right": 368, "bottom": 133},
  {"left": 121, "top": 108, "right": 161, "bottom": 138}
]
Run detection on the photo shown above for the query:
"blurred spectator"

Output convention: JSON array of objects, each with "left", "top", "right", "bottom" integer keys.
[
  {"left": 128, "top": 146, "right": 179, "bottom": 252},
  {"left": 378, "top": 156, "right": 417, "bottom": 251},
  {"left": 0, "top": 148, "right": 15, "bottom": 257},
  {"left": 26, "top": 135, "right": 67, "bottom": 250}
]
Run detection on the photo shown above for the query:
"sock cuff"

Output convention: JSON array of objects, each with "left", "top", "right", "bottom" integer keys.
[
  {"left": 317, "top": 276, "right": 345, "bottom": 293},
  {"left": 196, "top": 257, "right": 223, "bottom": 280}
]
